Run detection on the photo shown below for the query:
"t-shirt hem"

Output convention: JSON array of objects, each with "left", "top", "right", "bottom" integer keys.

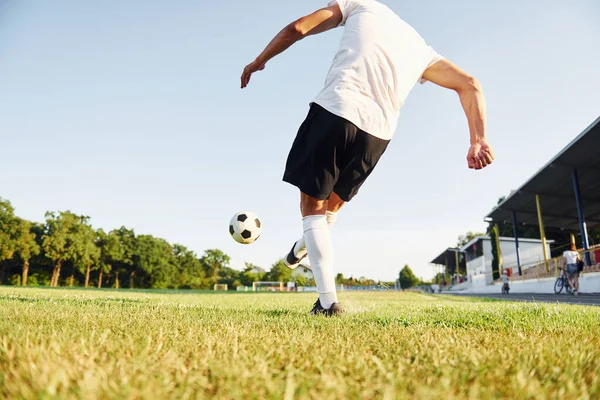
[
  {"left": 419, "top": 55, "right": 446, "bottom": 84},
  {"left": 310, "top": 100, "right": 393, "bottom": 141}
]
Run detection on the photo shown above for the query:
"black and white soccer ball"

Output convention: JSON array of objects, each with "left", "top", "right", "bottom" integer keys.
[{"left": 229, "top": 212, "right": 262, "bottom": 244}]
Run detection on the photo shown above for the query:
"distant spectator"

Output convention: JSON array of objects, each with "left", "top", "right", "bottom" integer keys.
[{"left": 563, "top": 244, "right": 580, "bottom": 295}]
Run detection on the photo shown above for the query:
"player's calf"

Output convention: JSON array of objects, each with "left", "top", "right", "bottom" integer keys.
[{"left": 283, "top": 210, "right": 339, "bottom": 270}]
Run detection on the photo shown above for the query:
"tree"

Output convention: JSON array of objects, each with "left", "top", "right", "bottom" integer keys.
[
  {"left": 240, "top": 262, "right": 265, "bottom": 287},
  {"left": 14, "top": 218, "right": 40, "bottom": 286},
  {"left": 173, "top": 244, "right": 204, "bottom": 289},
  {"left": 69, "top": 221, "right": 100, "bottom": 287},
  {"left": 294, "top": 274, "right": 309, "bottom": 287},
  {"left": 131, "top": 235, "right": 172, "bottom": 288},
  {"left": 200, "top": 249, "right": 230, "bottom": 279},
  {"left": 398, "top": 265, "right": 419, "bottom": 289},
  {"left": 264, "top": 259, "right": 293, "bottom": 283},
  {"left": 112, "top": 227, "right": 135, "bottom": 288},
  {"left": 489, "top": 224, "right": 501, "bottom": 280},
  {"left": 1, "top": 195, "right": 396, "bottom": 289},
  {"left": 0, "top": 198, "right": 20, "bottom": 283},
  {"left": 95, "top": 229, "right": 124, "bottom": 288},
  {"left": 456, "top": 231, "right": 485, "bottom": 248},
  {"left": 42, "top": 211, "right": 86, "bottom": 287},
  {"left": 217, "top": 266, "right": 242, "bottom": 290}
]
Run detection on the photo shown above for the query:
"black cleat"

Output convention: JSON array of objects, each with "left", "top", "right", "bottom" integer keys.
[
  {"left": 283, "top": 241, "right": 307, "bottom": 270},
  {"left": 309, "top": 298, "right": 343, "bottom": 317}
]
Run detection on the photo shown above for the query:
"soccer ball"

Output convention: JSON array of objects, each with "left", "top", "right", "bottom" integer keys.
[{"left": 229, "top": 212, "right": 262, "bottom": 244}]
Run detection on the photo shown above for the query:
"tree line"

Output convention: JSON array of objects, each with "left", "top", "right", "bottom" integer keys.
[{"left": 0, "top": 198, "right": 393, "bottom": 289}]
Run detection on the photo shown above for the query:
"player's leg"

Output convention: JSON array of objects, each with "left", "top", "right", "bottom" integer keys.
[
  {"left": 299, "top": 130, "right": 388, "bottom": 314},
  {"left": 281, "top": 103, "right": 386, "bottom": 316},
  {"left": 281, "top": 103, "right": 347, "bottom": 270},
  {"left": 325, "top": 191, "right": 344, "bottom": 227},
  {"left": 300, "top": 192, "right": 341, "bottom": 312},
  {"left": 285, "top": 192, "right": 344, "bottom": 269}
]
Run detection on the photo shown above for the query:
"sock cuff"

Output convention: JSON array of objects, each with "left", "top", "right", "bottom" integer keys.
[{"left": 303, "top": 215, "right": 327, "bottom": 232}]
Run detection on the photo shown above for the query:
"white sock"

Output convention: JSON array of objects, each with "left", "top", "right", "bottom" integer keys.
[
  {"left": 303, "top": 215, "right": 337, "bottom": 309},
  {"left": 294, "top": 211, "right": 338, "bottom": 258},
  {"left": 325, "top": 210, "right": 338, "bottom": 226}
]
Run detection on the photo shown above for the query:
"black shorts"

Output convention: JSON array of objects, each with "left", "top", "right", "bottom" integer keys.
[{"left": 282, "top": 103, "right": 389, "bottom": 202}]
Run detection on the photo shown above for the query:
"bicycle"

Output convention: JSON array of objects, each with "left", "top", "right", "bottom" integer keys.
[{"left": 554, "top": 267, "right": 573, "bottom": 295}]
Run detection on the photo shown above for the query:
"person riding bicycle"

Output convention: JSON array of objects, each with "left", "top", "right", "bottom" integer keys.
[{"left": 563, "top": 243, "right": 580, "bottom": 295}]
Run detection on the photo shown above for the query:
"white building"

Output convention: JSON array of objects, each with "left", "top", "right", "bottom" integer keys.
[{"left": 461, "top": 236, "right": 552, "bottom": 286}]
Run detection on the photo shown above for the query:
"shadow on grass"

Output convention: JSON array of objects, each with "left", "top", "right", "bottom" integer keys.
[
  {"left": 0, "top": 293, "right": 147, "bottom": 305},
  {"left": 0, "top": 285, "right": 220, "bottom": 295},
  {"left": 253, "top": 308, "right": 307, "bottom": 318},
  {"left": 435, "top": 294, "right": 504, "bottom": 303},
  {"left": 0, "top": 285, "right": 316, "bottom": 296}
]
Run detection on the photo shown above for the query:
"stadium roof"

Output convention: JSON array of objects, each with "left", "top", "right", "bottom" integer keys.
[
  {"left": 460, "top": 235, "right": 550, "bottom": 251},
  {"left": 486, "top": 116, "right": 600, "bottom": 231},
  {"left": 430, "top": 248, "right": 463, "bottom": 266}
]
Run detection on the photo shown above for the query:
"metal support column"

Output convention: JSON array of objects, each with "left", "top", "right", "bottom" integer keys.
[
  {"left": 572, "top": 168, "right": 592, "bottom": 266},
  {"left": 444, "top": 254, "right": 448, "bottom": 287},
  {"left": 455, "top": 250, "right": 459, "bottom": 277},
  {"left": 535, "top": 194, "right": 550, "bottom": 272},
  {"left": 511, "top": 211, "right": 522, "bottom": 276}
]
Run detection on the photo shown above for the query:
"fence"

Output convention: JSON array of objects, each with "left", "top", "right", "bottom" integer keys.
[{"left": 504, "top": 246, "right": 600, "bottom": 281}]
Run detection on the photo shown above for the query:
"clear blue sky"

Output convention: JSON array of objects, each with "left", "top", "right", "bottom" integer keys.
[{"left": 1, "top": 0, "right": 599, "bottom": 281}]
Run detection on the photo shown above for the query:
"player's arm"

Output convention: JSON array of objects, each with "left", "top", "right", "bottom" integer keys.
[
  {"left": 241, "top": 4, "right": 343, "bottom": 89},
  {"left": 421, "top": 59, "right": 495, "bottom": 170}
]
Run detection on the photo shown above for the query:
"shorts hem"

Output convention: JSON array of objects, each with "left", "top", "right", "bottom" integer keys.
[
  {"left": 282, "top": 177, "right": 331, "bottom": 201},
  {"left": 333, "top": 190, "right": 354, "bottom": 203}
]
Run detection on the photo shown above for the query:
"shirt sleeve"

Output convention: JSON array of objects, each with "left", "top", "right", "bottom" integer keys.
[
  {"left": 419, "top": 46, "right": 445, "bottom": 85},
  {"left": 327, "top": 0, "right": 361, "bottom": 26}
]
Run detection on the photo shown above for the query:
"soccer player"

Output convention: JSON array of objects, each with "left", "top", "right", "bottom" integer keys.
[{"left": 240, "top": 0, "right": 495, "bottom": 316}]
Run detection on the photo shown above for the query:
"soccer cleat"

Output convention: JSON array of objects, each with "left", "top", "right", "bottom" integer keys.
[
  {"left": 309, "top": 298, "right": 343, "bottom": 317},
  {"left": 283, "top": 241, "right": 307, "bottom": 270}
]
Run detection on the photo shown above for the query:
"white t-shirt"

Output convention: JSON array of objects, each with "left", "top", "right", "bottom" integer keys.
[
  {"left": 312, "top": 0, "right": 444, "bottom": 140},
  {"left": 563, "top": 250, "right": 578, "bottom": 265},
  {"left": 501, "top": 274, "right": 509, "bottom": 284}
]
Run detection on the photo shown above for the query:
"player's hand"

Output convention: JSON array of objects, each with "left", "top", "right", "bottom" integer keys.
[
  {"left": 241, "top": 59, "right": 265, "bottom": 89},
  {"left": 467, "top": 139, "right": 495, "bottom": 170}
]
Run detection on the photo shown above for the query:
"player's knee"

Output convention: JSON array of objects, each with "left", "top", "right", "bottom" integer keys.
[
  {"left": 328, "top": 192, "right": 345, "bottom": 213},
  {"left": 300, "top": 193, "right": 327, "bottom": 217}
]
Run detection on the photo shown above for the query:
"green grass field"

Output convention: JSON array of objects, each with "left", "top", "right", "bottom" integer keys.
[{"left": 1, "top": 287, "right": 599, "bottom": 399}]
